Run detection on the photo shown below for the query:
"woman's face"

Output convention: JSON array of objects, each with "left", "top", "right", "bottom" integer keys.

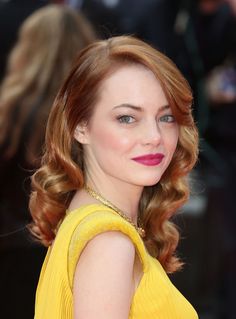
[{"left": 75, "top": 64, "right": 179, "bottom": 188}]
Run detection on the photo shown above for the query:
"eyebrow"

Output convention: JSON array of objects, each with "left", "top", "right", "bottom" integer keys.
[
  {"left": 112, "top": 103, "right": 170, "bottom": 112},
  {"left": 113, "top": 103, "right": 142, "bottom": 111}
]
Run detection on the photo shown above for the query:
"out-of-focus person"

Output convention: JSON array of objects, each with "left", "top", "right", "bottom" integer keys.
[
  {"left": 0, "top": 4, "right": 96, "bottom": 318},
  {"left": 177, "top": 1, "right": 236, "bottom": 318},
  {"left": 0, "top": 0, "right": 49, "bottom": 81},
  {"left": 201, "top": 3, "right": 236, "bottom": 318},
  {"left": 224, "top": 0, "right": 236, "bottom": 15}
]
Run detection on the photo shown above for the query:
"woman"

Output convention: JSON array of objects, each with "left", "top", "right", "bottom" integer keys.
[
  {"left": 0, "top": 4, "right": 96, "bottom": 164},
  {"left": 0, "top": 4, "right": 96, "bottom": 318},
  {"left": 30, "top": 36, "right": 199, "bottom": 318}
]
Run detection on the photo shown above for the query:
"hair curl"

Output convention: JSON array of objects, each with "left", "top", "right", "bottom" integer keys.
[{"left": 29, "top": 36, "right": 198, "bottom": 273}]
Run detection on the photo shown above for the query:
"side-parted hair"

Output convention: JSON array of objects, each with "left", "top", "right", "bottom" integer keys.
[{"left": 29, "top": 36, "right": 199, "bottom": 273}]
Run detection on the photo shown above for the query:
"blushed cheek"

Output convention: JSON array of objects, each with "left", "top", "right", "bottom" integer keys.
[
  {"left": 166, "top": 132, "right": 179, "bottom": 161},
  {"left": 94, "top": 127, "right": 134, "bottom": 153},
  {"left": 172, "top": 137, "right": 179, "bottom": 156},
  {"left": 173, "top": 135, "right": 179, "bottom": 153},
  {"left": 171, "top": 127, "right": 179, "bottom": 151}
]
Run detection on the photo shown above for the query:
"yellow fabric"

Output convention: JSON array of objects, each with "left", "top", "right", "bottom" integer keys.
[{"left": 34, "top": 204, "right": 198, "bottom": 319}]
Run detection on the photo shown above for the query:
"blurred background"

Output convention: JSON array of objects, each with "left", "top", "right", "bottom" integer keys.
[{"left": 0, "top": 0, "right": 235, "bottom": 318}]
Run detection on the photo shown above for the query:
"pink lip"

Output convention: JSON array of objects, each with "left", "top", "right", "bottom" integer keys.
[{"left": 131, "top": 153, "right": 165, "bottom": 166}]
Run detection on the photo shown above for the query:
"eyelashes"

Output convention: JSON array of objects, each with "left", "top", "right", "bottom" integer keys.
[
  {"left": 117, "top": 115, "right": 135, "bottom": 124},
  {"left": 159, "top": 115, "right": 175, "bottom": 123},
  {"left": 116, "top": 114, "right": 176, "bottom": 124}
]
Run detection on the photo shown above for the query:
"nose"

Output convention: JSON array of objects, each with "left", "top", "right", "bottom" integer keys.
[{"left": 141, "top": 120, "right": 161, "bottom": 146}]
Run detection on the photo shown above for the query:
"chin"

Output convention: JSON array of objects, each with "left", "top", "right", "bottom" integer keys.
[
  {"left": 131, "top": 175, "right": 162, "bottom": 187},
  {"left": 143, "top": 180, "right": 161, "bottom": 187}
]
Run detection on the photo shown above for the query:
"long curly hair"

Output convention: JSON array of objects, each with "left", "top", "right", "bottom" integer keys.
[
  {"left": 0, "top": 4, "right": 96, "bottom": 164},
  {"left": 29, "top": 36, "right": 198, "bottom": 273}
]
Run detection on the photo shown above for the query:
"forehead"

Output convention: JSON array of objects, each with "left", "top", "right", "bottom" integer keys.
[{"left": 97, "top": 63, "right": 168, "bottom": 106}]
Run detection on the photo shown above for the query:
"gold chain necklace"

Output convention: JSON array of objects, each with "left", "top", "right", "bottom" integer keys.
[{"left": 84, "top": 185, "right": 146, "bottom": 238}]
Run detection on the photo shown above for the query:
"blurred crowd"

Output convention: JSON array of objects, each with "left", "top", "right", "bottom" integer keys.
[{"left": 0, "top": 1, "right": 235, "bottom": 319}]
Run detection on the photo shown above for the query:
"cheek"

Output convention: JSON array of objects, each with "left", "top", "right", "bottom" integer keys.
[
  {"left": 92, "top": 126, "right": 135, "bottom": 153},
  {"left": 165, "top": 128, "right": 179, "bottom": 156}
]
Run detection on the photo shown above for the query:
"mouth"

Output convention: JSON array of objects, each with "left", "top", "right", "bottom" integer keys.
[{"left": 131, "top": 153, "right": 165, "bottom": 166}]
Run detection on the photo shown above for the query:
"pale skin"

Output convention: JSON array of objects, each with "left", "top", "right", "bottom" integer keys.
[{"left": 70, "top": 64, "right": 179, "bottom": 318}]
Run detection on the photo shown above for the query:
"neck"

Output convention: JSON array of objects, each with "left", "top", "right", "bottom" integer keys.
[
  {"left": 85, "top": 177, "right": 143, "bottom": 224},
  {"left": 83, "top": 184, "right": 146, "bottom": 238}
]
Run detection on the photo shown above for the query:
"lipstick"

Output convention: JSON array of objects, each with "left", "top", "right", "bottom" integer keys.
[{"left": 131, "top": 153, "right": 164, "bottom": 166}]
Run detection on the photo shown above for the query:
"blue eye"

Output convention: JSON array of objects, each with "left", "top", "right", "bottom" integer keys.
[
  {"left": 117, "top": 115, "right": 135, "bottom": 124},
  {"left": 160, "top": 115, "right": 175, "bottom": 123}
]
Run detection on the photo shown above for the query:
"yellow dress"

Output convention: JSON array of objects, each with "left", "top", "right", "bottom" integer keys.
[{"left": 34, "top": 204, "right": 198, "bottom": 318}]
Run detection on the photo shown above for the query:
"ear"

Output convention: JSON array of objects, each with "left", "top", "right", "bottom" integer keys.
[{"left": 74, "top": 123, "right": 89, "bottom": 144}]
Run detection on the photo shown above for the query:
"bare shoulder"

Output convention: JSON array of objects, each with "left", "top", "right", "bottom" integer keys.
[{"left": 73, "top": 231, "right": 136, "bottom": 319}]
